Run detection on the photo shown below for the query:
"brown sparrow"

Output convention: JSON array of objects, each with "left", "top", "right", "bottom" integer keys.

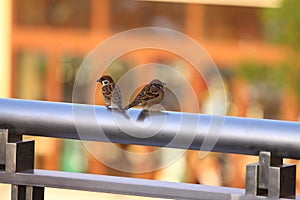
[
  {"left": 96, "top": 75, "right": 123, "bottom": 109},
  {"left": 124, "top": 79, "right": 166, "bottom": 110}
]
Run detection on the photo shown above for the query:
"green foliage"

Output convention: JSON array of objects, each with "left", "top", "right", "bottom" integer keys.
[
  {"left": 270, "top": 62, "right": 288, "bottom": 87},
  {"left": 260, "top": 0, "right": 300, "bottom": 100},
  {"left": 281, "top": 58, "right": 300, "bottom": 100},
  {"left": 235, "top": 60, "right": 285, "bottom": 86},
  {"left": 262, "top": 0, "right": 300, "bottom": 50},
  {"left": 234, "top": 61, "right": 267, "bottom": 82},
  {"left": 234, "top": 59, "right": 300, "bottom": 100}
]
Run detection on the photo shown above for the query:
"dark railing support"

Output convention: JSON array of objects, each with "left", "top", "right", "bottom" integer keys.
[
  {"left": 6, "top": 140, "right": 35, "bottom": 173},
  {"left": 11, "top": 185, "right": 25, "bottom": 200},
  {"left": 245, "top": 151, "right": 296, "bottom": 199},
  {"left": 0, "top": 129, "right": 44, "bottom": 200},
  {"left": 0, "top": 129, "right": 22, "bottom": 170},
  {"left": 25, "top": 186, "right": 45, "bottom": 200}
]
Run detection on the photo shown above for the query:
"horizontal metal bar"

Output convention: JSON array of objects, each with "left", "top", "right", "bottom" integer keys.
[
  {"left": 0, "top": 98, "right": 300, "bottom": 159},
  {"left": 0, "top": 170, "right": 298, "bottom": 200},
  {"left": 0, "top": 169, "right": 243, "bottom": 200}
]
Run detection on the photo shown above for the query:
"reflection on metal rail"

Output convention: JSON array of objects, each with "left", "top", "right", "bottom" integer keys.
[
  {"left": 0, "top": 98, "right": 300, "bottom": 158},
  {"left": 0, "top": 98, "right": 299, "bottom": 200}
]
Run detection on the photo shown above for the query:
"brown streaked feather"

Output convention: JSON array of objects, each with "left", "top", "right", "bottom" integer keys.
[
  {"left": 137, "top": 85, "right": 159, "bottom": 100},
  {"left": 102, "top": 83, "right": 123, "bottom": 108},
  {"left": 102, "top": 84, "right": 114, "bottom": 100},
  {"left": 125, "top": 84, "right": 162, "bottom": 109},
  {"left": 98, "top": 75, "right": 123, "bottom": 109},
  {"left": 111, "top": 84, "right": 123, "bottom": 109}
]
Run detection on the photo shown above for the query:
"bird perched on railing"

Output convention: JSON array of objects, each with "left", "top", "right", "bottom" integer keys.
[
  {"left": 96, "top": 75, "right": 123, "bottom": 109},
  {"left": 124, "top": 79, "right": 166, "bottom": 110}
]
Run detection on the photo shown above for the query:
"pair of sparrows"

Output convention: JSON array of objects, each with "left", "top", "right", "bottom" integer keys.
[{"left": 96, "top": 75, "right": 166, "bottom": 110}]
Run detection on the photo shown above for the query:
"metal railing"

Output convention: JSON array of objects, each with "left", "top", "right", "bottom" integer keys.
[{"left": 0, "top": 98, "right": 299, "bottom": 200}]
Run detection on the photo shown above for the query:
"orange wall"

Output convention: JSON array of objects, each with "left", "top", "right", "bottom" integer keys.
[{"left": 0, "top": 0, "right": 11, "bottom": 97}]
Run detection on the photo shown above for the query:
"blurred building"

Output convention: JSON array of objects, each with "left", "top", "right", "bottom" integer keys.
[
  {"left": 7, "top": 0, "right": 291, "bottom": 114},
  {"left": 1, "top": 0, "right": 299, "bottom": 194}
]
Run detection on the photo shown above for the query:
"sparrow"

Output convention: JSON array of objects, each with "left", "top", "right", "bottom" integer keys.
[
  {"left": 96, "top": 75, "right": 123, "bottom": 109},
  {"left": 124, "top": 79, "right": 166, "bottom": 110}
]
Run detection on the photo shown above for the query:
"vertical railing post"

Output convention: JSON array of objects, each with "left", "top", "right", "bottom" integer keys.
[
  {"left": 245, "top": 151, "right": 296, "bottom": 199},
  {"left": 0, "top": 129, "right": 22, "bottom": 169},
  {"left": 0, "top": 129, "right": 45, "bottom": 200},
  {"left": 25, "top": 186, "right": 45, "bottom": 200}
]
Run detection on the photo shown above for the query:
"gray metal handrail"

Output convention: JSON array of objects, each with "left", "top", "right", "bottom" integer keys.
[
  {"left": 0, "top": 169, "right": 245, "bottom": 200},
  {"left": 0, "top": 98, "right": 299, "bottom": 158},
  {"left": 0, "top": 98, "right": 299, "bottom": 200}
]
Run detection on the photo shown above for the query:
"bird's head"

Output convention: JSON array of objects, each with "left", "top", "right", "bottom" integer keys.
[
  {"left": 96, "top": 75, "right": 114, "bottom": 86},
  {"left": 150, "top": 79, "right": 166, "bottom": 89}
]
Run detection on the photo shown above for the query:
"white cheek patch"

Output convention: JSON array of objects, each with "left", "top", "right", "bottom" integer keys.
[{"left": 102, "top": 81, "right": 109, "bottom": 86}]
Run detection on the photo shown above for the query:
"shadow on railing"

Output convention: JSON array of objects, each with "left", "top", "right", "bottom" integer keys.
[{"left": 0, "top": 98, "right": 299, "bottom": 200}]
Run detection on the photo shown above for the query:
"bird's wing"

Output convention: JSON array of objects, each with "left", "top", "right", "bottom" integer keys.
[
  {"left": 111, "top": 84, "right": 123, "bottom": 109},
  {"left": 124, "top": 84, "right": 159, "bottom": 109},
  {"left": 137, "top": 84, "right": 160, "bottom": 101}
]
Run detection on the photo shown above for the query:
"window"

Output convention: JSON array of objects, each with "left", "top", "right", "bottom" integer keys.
[
  {"left": 110, "top": 0, "right": 184, "bottom": 32},
  {"left": 203, "top": 5, "right": 261, "bottom": 40},
  {"left": 15, "top": 0, "right": 91, "bottom": 29},
  {"left": 14, "top": 51, "right": 46, "bottom": 99}
]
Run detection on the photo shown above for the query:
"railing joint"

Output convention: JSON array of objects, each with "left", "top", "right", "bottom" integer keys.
[
  {"left": 245, "top": 151, "right": 296, "bottom": 199},
  {"left": 1, "top": 129, "right": 44, "bottom": 200}
]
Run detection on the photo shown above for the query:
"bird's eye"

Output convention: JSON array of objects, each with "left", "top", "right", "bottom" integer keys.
[{"left": 102, "top": 80, "right": 109, "bottom": 85}]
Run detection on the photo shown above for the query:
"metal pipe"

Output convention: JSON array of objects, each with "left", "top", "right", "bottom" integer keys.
[
  {"left": 0, "top": 98, "right": 300, "bottom": 159},
  {"left": 0, "top": 170, "right": 245, "bottom": 200}
]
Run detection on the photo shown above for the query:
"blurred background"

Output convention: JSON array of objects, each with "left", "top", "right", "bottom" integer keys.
[{"left": 0, "top": 0, "right": 300, "bottom": 199}]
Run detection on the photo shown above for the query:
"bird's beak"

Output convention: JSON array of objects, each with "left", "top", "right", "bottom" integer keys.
[
  {"left": 96, "top": 78, "right": 101, "bottom": 83},
  {"left": 162, "top": 82, "right": 166, "bottom": 85}
]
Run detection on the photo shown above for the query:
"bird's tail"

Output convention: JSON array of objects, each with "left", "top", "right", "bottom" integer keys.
[
  {"left": 110, "top": 102, "right": 123, "bottom": 110},
  {"left": 123, "top": 101, "right": 138, "bottom": 110}
]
